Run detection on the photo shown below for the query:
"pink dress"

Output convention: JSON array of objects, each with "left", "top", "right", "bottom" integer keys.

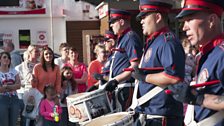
[
  {"left": 39, "top": 99, "right": 62, "bottom": 121},
  {"left": 64, "top": 63, "right": 87, "bottom": 93}
]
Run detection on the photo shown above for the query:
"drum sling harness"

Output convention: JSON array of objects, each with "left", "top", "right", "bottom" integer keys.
[{"left": 184, "top": 105, "right": 224, "bottom": 126}]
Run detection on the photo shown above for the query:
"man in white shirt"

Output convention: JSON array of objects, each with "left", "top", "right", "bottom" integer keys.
[{"left": 54, "top": 43, "right": 69, "bottom": 69}]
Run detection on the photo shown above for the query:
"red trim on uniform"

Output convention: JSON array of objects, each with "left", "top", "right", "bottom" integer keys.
[
  {"left": 130, "top": 58, "right": 139, "bottom": 62},
  {"left": 120, "top": 27, "right": 131, "bottom": 36},
  {"left": 111, "top": 48, "right": 126, "bottom": 53},
  {"left": 105, "top": 34, "right": 116, "bottom": 39},
  {"left": 146, "top": 27, "right": 169, "bottom": 42},
  {"left": 162, "top": 117, "right": 167, "bottom": 126},
  {"left": 139, "top": 5, "right": 170, "bottom": 13},
  {"left": 199, "top": 33, "right": 224, "bottom": 55},
  {"left": 171, "top": 64, "right": 176, "bottom": 70},
  {"left": 110, "top": 13, "right": 130, "bottom": 19},
  {"left": 162, "top": 72, "right": 183, "bottom": 81},
  {"left": 184, "top": 0, "right": 223, "bottom": 16},
  {"left": 117, "top": 27, "right": 131, "bottom": 39},
  {"left": 101, "top": 70, "right": 110, "bottom": 74}
]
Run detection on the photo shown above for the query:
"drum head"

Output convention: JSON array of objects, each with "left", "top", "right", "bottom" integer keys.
[{"left": 84, "top": 112, "right": 133, "bottom": 126}]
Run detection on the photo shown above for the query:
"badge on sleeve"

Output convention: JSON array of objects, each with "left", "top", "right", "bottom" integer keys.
[
  {"left": 144, "top": 48, "right": 152, "bottom": 63},
  {"left": 197, "top": 68, "right": 209, "bottom": 84}
]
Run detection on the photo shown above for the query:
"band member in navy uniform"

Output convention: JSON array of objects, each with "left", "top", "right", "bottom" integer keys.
[
  {"left": 169, "top": 0, "right": 224, "bottom": 126},
  {"left": 87, "top": 30, "right": 117, "bottom": 92},
  {"left": 131, "top": 0, "right": 185, "bottom": 125},
  {"left": 105, "top": 9, "right": 143, "bottom": 111},
  {"left": 102, "top": 30, "right": 117, "bottom": 79}
]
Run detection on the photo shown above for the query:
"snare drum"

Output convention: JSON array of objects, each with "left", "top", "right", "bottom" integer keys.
[
  {"left": 84, "top": 112, "right": 133, "bottom": 126},
  {"left": 66, "top": 89, "right": 113, "bottom": 123}
]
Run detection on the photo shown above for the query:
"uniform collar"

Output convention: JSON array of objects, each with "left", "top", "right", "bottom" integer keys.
[
  {"left": 146, "top": 27, "right": 169, "bottom": 42},
  {"left": 199, "top": 33, "right": 224, "bottom": 55},
  {"left": 118, "top": 27, "right": 131, "bottom": 38}
]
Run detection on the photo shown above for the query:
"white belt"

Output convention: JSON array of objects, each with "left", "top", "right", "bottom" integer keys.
[
  {"left": 185, "top": 105, "right": 224, "bottom": 126},
  {"left": 117, "top": 83, "right": 134, "bottom": 88},
  {"left": 140, "top": 114, "right": 164, "bottom": 119}
]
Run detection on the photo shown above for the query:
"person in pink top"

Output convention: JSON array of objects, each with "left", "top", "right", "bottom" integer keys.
[
  {"left": 31, "top": 47, "right": 61, "bottom": 94},
  {"left": 40, "top": 85, "right": 62, "bottom": 126},
  {"left": 87, "top": 44, "right": 107, "bottom": 88},
  {"left": 64, "top": 47, "right": 87, "bottom": 93}
]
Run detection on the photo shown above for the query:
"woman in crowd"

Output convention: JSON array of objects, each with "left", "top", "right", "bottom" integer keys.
[
  {"left": 0, "top": 51, "right": 21, "bottom": 126},
  {"left": 16, "top": 45, "right": 40, "bottom": 97},
  {"left": 31, "top": 46, "right": 61, "bottom": 94},
  {"left": 16, "top": 45, "right": 40, "bottom": 126},
  {"left": 64, "top": 47, "right": 87, "bottom": 93},
  {"left": 87, "top": 44, "right": 107, "bottom": 88}
]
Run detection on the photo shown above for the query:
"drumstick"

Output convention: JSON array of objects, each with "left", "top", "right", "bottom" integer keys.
[
  {"left": 100, "top": 70, "right": 110, "bottom": 74},
  {"left": 165, "top": 80, "right": 221, "bottom": 94},
  {"left": 123, "top": 67, "right": 164, "bottom": 72}
]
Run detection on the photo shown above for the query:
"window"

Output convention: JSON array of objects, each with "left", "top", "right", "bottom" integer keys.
[{"left": 19, "top": 30, "right": 30, "bottom": 49}]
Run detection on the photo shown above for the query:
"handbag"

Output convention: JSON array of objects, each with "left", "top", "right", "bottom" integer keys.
[{"left": 22, "top": 88, "right": 43, "bottom": 119}]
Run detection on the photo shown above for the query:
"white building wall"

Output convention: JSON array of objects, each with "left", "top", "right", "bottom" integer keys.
[
  {"left": 51, "top": 17, "right": 67, "bottom": 52},
  {"left": 0, "top": 0, "right": 99, "bottom": 53},
  {"left": 64, "top": 0, "right": 98, "bottom": 21},
  {"left": 0, "top": 17, "right": 51, "bottom": 50},
  {"left": 0, "top": 0, "right": 66, "bottom": 54}
]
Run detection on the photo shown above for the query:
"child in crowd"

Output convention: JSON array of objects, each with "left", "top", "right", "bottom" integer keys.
[
  {"left": 60, "top": 66, "right": 77, "bottom": 126},
  {"left": 40, "top": 85, "right": 62, "bottom": 126}
]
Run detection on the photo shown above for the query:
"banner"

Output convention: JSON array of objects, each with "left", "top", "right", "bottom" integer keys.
[
  {"left": 0, "top": 0, "right": 46, "bottom": 15},
  {"left": 36, "top": 30, "right": 48, "bottom": 46},
  {"left": 0, "top": 32, "right": 14, "bottom": 44}
]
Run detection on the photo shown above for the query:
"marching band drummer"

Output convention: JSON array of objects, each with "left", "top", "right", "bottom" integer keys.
[
  {"left": 169, "top": 0, "right": 224, "bottom": 126},
  {"left": 87, "top": 30, "right": 117, "bottom": 92},
  {"left": 131, "top": 0, "right": 185, "bottom": 125},
  {"left": 101, "top": 30, "right": 117, "bottom": 80},
  {"left": 104, "top": 9, "right": 143, "bottom": 112}
]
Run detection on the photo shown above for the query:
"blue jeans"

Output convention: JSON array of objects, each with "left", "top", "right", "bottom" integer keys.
[{"left": 0, "top": 95, "right": 20, "bottom": 126}]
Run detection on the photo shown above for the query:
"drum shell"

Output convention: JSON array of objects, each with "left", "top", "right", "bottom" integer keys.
[
  {"left": 84, "top": 112, "right": 133, "bottom": 126},
  {"left": 66, "top": 89, "right": 113, "bottom": 123}
]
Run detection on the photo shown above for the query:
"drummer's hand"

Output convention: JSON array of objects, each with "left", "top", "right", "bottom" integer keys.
[
  {"left": 131, "top": 66, "right": 146, "bottom": 81},
  {"left": 86, "top": 85, "right": 98, "bottom": 92},
  {"left": 168, "top": 84, "right": 204, "bottom": 105},
  {"left": 105, "top": 79, "right": 119, "bottom": 92},
  {"left": 127, "top": 108, "right": 139, "bottom": 122}
]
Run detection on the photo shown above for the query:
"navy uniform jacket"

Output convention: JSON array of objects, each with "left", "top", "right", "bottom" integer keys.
[
  {"left": 195, "top": 34, "right": 224, "bottom": 126},
  {"left": 102, "top": 54, "right": 113, "bottom": 76},
  {"left": 110, "top": 28, "right": 143, "bottom": 83},
  {"left": 136, "top": 27, "right": 185, "bottom": 117}
]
